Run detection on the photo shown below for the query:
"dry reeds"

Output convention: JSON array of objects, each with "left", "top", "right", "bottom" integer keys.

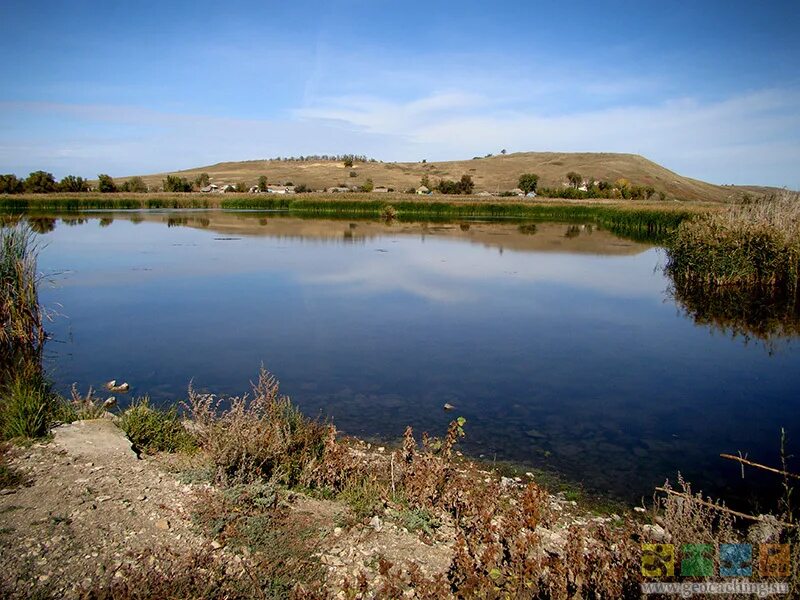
[
  {"left": 0, "top": 224, "right": 44, "bottom": 376},
  {"left": 666, "top": 190, "right": 800, "bottom": 291}
]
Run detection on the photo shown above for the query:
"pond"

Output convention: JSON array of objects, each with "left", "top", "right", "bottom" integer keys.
[{"left": 15, "top": 211, "right": 800, "bottom": 504}]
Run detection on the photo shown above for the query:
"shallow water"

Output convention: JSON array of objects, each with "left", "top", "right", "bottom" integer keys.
[{"left": 17, "top": 211, "right": 800, "bottom": 503}]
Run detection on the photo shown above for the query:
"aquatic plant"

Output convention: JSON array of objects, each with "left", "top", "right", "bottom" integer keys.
[
  {"left": 0, "top": 225, "right": 44, "bottom": 383},
  {"left": 666, "top": 191, "right": 800, "bottom": 291}
]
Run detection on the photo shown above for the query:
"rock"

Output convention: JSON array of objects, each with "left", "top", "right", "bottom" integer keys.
[
  {"left": 105, "top": 380, "right": 116, "bottom": 390},
  {"left": 211, "top": 540, "right": 223, "bottom": 550},
  {"left": 443, "top": 403, "right": 455, "bottom": 411},
  {"left": 633, "top": 507, "right": 646, "bottom": 513},
  {"left": 96, "top": 496, "right": 112, "bottom": 503},
  {"left": 747, "top": 515, "right": 783, "bottom": 544},
  {"left": 154, "top": 519, "right": 171, "bottom": 531},
  {"left": 103, "top": 397, "right": 117, "bottom": 409},
  {"left": 642, "top": 524, "right": 671, "bottom": 543},
  {"left": 369, "top": 516, "right": 383, "bottom": 532},
  {"left": 333, "top": 527, "right": 343, "bottom": 536},
  {"left": 538, "top": 528, "right": 566, "bottom": 557},
  {"left": 53, "top": 420, "right": 137, "bottom": 461}
]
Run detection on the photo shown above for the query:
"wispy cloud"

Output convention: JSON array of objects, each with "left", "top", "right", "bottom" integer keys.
[{"left": 1, "top": 84, "right": 798, "bottom": 187}]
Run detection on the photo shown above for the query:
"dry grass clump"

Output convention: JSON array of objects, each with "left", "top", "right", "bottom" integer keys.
[
  {"left": 654, "top": 475, "right": 736, "bottom": 548},
  {"left": 187, "top": 369, "right": 329, "bottom": 486},
  {"left": 666, "top": 191, "right": 800, "bottom": 291}
]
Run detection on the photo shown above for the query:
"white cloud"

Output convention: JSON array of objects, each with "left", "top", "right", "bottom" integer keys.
[
  {"left": 0, "top": 84, "right": 798, "bottom": 187},
  {"left": 294, "top": 88, "right": 800, "bottom": 187}
]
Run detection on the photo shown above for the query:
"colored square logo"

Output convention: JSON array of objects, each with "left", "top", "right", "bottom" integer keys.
[
  {"left": 681, "top": 543, "right": 714, "bottom": 577},
  {"left": 642, "top": 543, "right": 675, "bottom": 578},
  {"left": 720, "top": 543, "right": 752, "bottom": 577},
  {"left": 759, "top": 544, "right": 790, "bottom": 578}
]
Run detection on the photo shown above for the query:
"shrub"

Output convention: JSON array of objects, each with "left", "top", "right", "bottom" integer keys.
[
  {"left": 381, "top": 204, "right": 397, "bottom": 220},
  {"left": 118, "top": 398, "right": 196, "bottom": 454},
  {"left": 188, "top": 368, "right": 328, "bottom": 486}
]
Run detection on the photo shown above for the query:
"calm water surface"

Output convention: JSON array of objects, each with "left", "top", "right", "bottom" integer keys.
[{"left": 22, "top": 211, "right": 800, "bottom": 503}]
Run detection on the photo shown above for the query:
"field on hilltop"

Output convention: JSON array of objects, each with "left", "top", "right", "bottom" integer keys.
[{"left": 127, "top": 152, "right": 753, "bottom": 203}]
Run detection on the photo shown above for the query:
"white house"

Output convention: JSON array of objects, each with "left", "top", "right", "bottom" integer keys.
[{"left": 416, "top": 185, "right": 430, "bottom": 195}]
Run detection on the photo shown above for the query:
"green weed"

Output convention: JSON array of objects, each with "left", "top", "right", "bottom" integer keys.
[{"left": 117, "top": 398, "right": 196, "bottom": 454}]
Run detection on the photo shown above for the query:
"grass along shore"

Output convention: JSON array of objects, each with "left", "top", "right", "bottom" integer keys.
[{"left": 0, "top": 192, "right": 707, "bottom": 242}]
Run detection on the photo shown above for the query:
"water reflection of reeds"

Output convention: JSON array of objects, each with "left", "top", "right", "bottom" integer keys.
[{"left": 670, "top": 279, "right": 800, "bottom": 350}]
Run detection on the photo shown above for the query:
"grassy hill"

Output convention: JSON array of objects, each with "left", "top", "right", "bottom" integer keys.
[{"left": 128, "top": 152, "right": 757, "bottom": 203}]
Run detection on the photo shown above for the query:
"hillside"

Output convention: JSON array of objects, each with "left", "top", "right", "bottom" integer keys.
[{"left": 128, "top": 152, "right": 752, "bottom": 203}]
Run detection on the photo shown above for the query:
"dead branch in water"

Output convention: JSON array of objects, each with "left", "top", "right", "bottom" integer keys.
[
  {"left": 720, "top": 453, "right": 800, "bottom": 480},
  {"left": 654, "top": 486, "right": 795, "bottom": 528}
]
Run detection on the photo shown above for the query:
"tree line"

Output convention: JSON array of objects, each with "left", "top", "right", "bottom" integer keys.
[{"left": 515, "top": 171, "right": 664, "bottom": 200}]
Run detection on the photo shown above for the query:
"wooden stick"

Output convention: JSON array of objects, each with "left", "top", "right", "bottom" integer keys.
[
  {"left": 720, "top": 453, "right": 800, "bottom": 480},
  {"left": 654, "top": 487, "right": 795, "bottom": 528}
]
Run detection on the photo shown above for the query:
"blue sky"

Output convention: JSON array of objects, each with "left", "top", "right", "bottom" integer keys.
[{"left": 1, "top": 0, "right": 798, "bottom": 187}]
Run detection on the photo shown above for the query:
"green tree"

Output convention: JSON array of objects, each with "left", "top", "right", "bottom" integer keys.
[
  {"left": 126, "top": 176, "right": 148, "bottom": 193},
  {"left": 0, "top": 174, "right": 24, "bottom": 194},
  {"left": 58, "top": 175, "right": 88, "bottom": 192},
  {"left": 162, "top": 175, "right": 192, "bottom": 192},
  {"left": 518, "top": 173, "right": 540, "bottom": 194},
  {"left": 24, "top": 171, "right": 57, "bottom": 193},
  {"left": 195, "top": 173, "right": 210, "bottom": 188},
  {"left": 566, "top": 171, "right": 582, "bottom": 189},
  {"left": 420, "top": 175, "right": 431, "bottom": 189},
  {"left": 360, "top": 178, "right": 374, "bottom": 193},
  {"left": 343, "top": 157, "right": 354, "bottom": 168},
  {"left": 97, "top": 174, "right": 117, "bottom": 193},
  {"left": 500, "top": 148, "right": 507, "bottom": 155},
  {"left": 257, "top": 175, "right": 268, "bottom": 190},
  {"left": 234, "top": 182, "right": 247, "bottom": 193}
]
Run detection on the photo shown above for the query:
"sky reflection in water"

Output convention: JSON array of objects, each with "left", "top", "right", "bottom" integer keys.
[{"left": 30, "top": 212, "right": 800, "bottom": 502}]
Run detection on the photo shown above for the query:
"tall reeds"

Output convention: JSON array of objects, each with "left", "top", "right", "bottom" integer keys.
[
  {"left": 0, "top": 225, "right": 44, "bottom": 376},
  {"left": 666, "top": 191, "right": 800, "bottom": 291},
  {"left": 0, "top": 225, "right": 54, "bottom": 439}
]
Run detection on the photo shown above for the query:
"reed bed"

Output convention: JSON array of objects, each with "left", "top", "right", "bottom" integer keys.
[
  {"left": 0, "top": 225, "right": 60, "bottom": 439},
  {"left": 1, "top": 193, "right": 694, "bottom": 241},
  {"left": 0, "top": 225, "right": 44, "bottom": 375},
  {"left": 666, "top": 191, "right": 800, "bottom": 291}
]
